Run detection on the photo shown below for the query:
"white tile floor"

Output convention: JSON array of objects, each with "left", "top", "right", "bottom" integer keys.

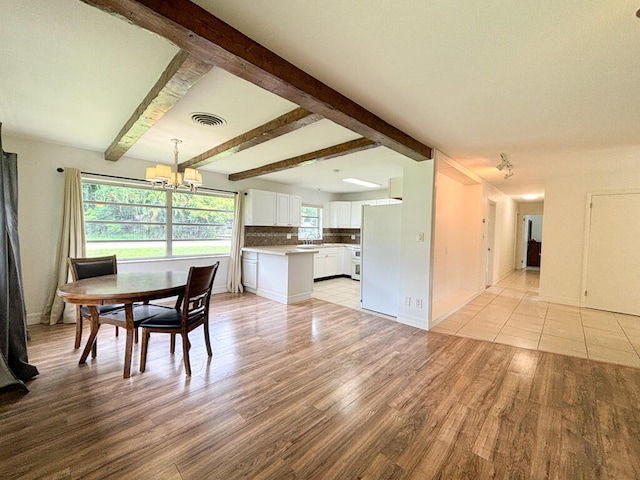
[
  {"left": 311, "top": 277, "right": 363, "bottom": 311},
  {"left": 312, "top": 270, "right": 640, "bottom": 368}
]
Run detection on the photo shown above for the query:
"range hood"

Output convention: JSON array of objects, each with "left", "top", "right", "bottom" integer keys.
[{"left": 388, "top": 177, "right": 403, "bottom": 200}]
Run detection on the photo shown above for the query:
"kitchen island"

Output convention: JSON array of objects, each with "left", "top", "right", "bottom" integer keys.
[{"left": 241, "top": 246, "right": 318, "bottom": 304}]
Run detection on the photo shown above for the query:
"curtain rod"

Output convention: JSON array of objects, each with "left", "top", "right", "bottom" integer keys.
[{"left": 56, "top": 168, "right": 238, "bottom": 195}]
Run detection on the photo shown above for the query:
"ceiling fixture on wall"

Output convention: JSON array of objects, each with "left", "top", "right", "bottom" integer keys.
[
  {"left": 496, "top": 153, "right": 514, "bottom": 180},
  {"left": 145, "top": 138, "right": 203, "bottom": 193},
  {"left": 342, "top": 177, "right": 381, "bottom": 188}
]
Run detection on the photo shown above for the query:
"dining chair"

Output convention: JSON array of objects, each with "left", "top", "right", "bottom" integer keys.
[
  {"left": 139, "top": 262, "right": 219, "bottom": 376},
  {"left": 68, "top": 255, "right": 124, "bottom": 349}
]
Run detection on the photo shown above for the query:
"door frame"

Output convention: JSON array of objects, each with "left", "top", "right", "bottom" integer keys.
[{"left": 485, "top": 201, "right": 497, "bottom": 287}]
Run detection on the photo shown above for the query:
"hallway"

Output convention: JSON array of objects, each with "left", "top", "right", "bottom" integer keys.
[{"left": 432, "top": 269, "right": 640, "bottom": 368}]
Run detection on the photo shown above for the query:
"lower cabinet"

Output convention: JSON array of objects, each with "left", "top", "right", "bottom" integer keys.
[
  {"left": 241, "top": 252, "right": 258, "bottom": 291},
  {"left": 313, "top": 248, "right": 339, "bottom": 279}
]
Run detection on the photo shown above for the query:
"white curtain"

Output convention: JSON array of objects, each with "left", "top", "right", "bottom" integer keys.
[
  {"left": 226, "top": 191, "right": 244, "bottom": 293},
  {"left": 41, "top": 168, "right": 86, "bottom": 325}
]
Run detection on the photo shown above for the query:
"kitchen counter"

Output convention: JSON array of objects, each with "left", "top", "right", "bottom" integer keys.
[
  {"left": 241, "top": 246, "right": 315, "bottom": 304},
  {"left": 241, "top": 245, "right": 319, "bottom": 255}
]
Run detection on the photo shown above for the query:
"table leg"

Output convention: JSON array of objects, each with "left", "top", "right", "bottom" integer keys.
[
  {"left": 79, "top": 306, "right": 101, "bottom": 364},
  {"left": 123, "top": 304, "right": 135, "bottom": 379}
]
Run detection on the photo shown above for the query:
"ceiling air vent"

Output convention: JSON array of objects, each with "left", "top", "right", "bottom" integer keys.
[{"left": 190, "top": 112, "right": 227, "bottom": 127}]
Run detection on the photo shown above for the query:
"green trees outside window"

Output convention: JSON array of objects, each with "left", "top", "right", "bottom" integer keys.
[
  {"left": 299, "top": 205, "right": 322, "bottom": 241},
  {"left": 82, "top": 181, "right": 235, "bottom": 259}
]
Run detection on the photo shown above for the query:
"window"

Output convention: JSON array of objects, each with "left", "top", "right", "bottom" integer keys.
[
  {"left": 82, "top": 180, "right": 235, "bottom": 259},
  {"left": 299, "top": 205, "right": 322, "bottom": 241}
]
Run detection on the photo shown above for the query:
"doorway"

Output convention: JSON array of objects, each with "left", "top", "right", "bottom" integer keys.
[{"left": 522, "top": 214, "right": 543, "bottom": 267}]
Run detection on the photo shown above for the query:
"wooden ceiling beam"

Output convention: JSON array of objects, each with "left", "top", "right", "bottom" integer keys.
[
  {"left": 82, "top": 0, "right": 433, "bottom": 162},
  {"left": 104, "top": 49, "right": 212, "bottom": 161},
  {"left": 228, "top": 138, "right": 377, "bottom": 182},
  {"left": 179, "top": 107, "right": 323, "bottom": 171}
]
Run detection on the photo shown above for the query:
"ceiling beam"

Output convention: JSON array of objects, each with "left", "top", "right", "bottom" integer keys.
[
  {"left": 104, "top": 49, "right": 212, "bottom": 161},
  {"left": 82, "top": 0, "right": 433, "bottom": 162},
  {"left": 228, "top": 138, "right": 377, "bottom": 182},
  {"left": 179, "top": 107, "right": 323, "bottom": 171}
]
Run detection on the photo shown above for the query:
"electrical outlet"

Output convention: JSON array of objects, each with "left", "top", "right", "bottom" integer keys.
[
  {"left": 416, "top": 298, "right": 423, "bottom": 309},
  {"left": 286, "top": 233, "right": 292, "bottom": 239},
  {"left": 351, "top": 235, "right": 356, "bottom": 240},
  {"left": 404, "top": 296, "right": 411, "bottom": 306}
]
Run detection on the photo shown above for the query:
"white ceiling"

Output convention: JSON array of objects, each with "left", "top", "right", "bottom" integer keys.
[{"left": 2, "top": 0, "right": 640, "bottom": 198}]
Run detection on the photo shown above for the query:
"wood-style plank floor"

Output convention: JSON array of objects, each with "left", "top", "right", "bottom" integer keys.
[{"left": 2, "top": 293, "right": 640, "bottom": 479}]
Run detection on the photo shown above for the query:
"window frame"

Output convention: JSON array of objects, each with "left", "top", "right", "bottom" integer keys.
[
  {"left": 81, "top": 177, "right": 235, "bottom": 260},
  {"left": 298, "top": 204, "right": 323, "bottom": 241}
]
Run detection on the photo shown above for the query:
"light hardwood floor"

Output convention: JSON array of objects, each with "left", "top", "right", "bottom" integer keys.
[{"left": 2, "top": 292, "right": 640, "bottom": 479}]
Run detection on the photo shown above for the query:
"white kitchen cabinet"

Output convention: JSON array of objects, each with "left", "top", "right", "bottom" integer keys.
[
  {"left": 313, "top": 248, "right": 339, "bottom": 279},
  {"left": 241, "top": 251, "right": 258, "bottom": 292},
  {"left": 329, "top": 201, "right": 351, "bottom": 228},
  {"left": 244, "top": 189, "right": 301, "bottom": 226},
  {"left": 276, "top": 192, "right": 301, "bottom": 226},
  {"left": 337, "top": 247, "right": 345, "bottom": 275},
  {"left": 342, "top": 246, "right": 353, "bottom": 275},
  {"left": 244, "top": 189, "right": 277, "bottom": 226},
  {"left": 288, "top": 194, "right": 302, "bottom": 226}
]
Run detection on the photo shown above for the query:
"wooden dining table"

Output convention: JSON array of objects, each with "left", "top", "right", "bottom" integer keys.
[{"left": 57, "top": 271, "right": 188, "bottom": 378}]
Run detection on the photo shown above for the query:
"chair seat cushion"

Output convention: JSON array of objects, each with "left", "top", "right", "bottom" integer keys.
[
  {"left": 80, "top": 304, "right": 125, "bottom": 316},
  {"left": 98, "top": 304, "right": 174, "bottom": 326},
  {"left": 139, "top": 308, "right": 204, "bottom": 329}
]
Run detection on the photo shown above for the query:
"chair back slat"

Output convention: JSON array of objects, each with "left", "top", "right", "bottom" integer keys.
[
  {"left": 68, "top": 255, "right": 118, "bottom": 281},
  {"left": 182, "top": 262, "right": 219, "bottom": 326}
]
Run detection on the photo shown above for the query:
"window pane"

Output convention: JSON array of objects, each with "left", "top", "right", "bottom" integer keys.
[
  {"left": 172, "top": 209, "right": 234, "bottom": 225},
  {"left": 85, "top": 203, "right": 166, "bottom": 223},
  {"left": 298, "top": 205, "right": 322, "bottom": 240},
  {"left": 82, "top": 180, "right": 235, "bottom": 259},
  {"left": 86, "top": 241, "right": 166, "bottom": 259},
  {"left": 82, "top": 183, "right": 165, "bottom": 205}
]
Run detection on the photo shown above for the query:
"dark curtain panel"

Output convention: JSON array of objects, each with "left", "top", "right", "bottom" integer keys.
[{"left": 0, "top": 124, "right": 39, "bottom": 392}]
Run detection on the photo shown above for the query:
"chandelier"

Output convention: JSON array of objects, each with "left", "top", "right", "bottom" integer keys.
[{"left": 145, "top": 138, "right": 203, "bottom": 193}]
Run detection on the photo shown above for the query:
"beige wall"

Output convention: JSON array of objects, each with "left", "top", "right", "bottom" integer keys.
[
  {"left": 431, "top": 171, "right": 483, "bottom": 322},
  {"left": 539, "top": 169, "right": 640, "bottom": 306}
]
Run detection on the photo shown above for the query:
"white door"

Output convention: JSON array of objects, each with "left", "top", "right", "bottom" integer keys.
[{"left": 585, "top": 193, "right": 640, "bottom": 315}]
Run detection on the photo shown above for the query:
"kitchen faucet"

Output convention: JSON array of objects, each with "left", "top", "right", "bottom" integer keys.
[{"left": 305, "top": 233, "right": 318, "bottom": 245}]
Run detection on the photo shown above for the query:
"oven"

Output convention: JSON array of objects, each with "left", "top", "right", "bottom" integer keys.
[{"left": 350, "top": 246, "right": 361, "bottom": 281}]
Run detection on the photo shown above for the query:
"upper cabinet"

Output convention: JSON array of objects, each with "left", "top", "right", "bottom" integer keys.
[
  {"left": 328, "top": 201, "right": 351, "bottom": 228},
  {"left": 244, "top": 189, "right": 301, "bottom": 226},
  {"left": 277, "top": 192, "right": 301, "bottom": 227}
]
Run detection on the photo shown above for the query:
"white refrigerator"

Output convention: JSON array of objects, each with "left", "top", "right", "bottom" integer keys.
[{"left": 361, "top": 204, "right": 402, "bottom": 316}]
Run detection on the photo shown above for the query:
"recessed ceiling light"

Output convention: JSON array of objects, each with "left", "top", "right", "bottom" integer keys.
[
  {"left": 522, "top": 194, "right": 540, "bottom": 201},
  {"left": 342, "top": 177, "right": 381, "bottom": 188}
]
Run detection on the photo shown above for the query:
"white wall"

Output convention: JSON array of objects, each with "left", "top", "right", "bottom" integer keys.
[
  {"left": 539, "top": 170, "right": 640, "bottom": 306},
  {"left": 483, "top": 183, "right": 517, "bottom": 284},
  {"left": 396, "top": 159, "right": 435, "bottom": 330},
  {"left": 4, "top": 134, "right": 330, "bottom": 324}
]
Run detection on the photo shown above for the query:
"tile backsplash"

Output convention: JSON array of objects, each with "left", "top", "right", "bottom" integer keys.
[{"left": 244, "top": 226, "right": 360, "bottom": 247}]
